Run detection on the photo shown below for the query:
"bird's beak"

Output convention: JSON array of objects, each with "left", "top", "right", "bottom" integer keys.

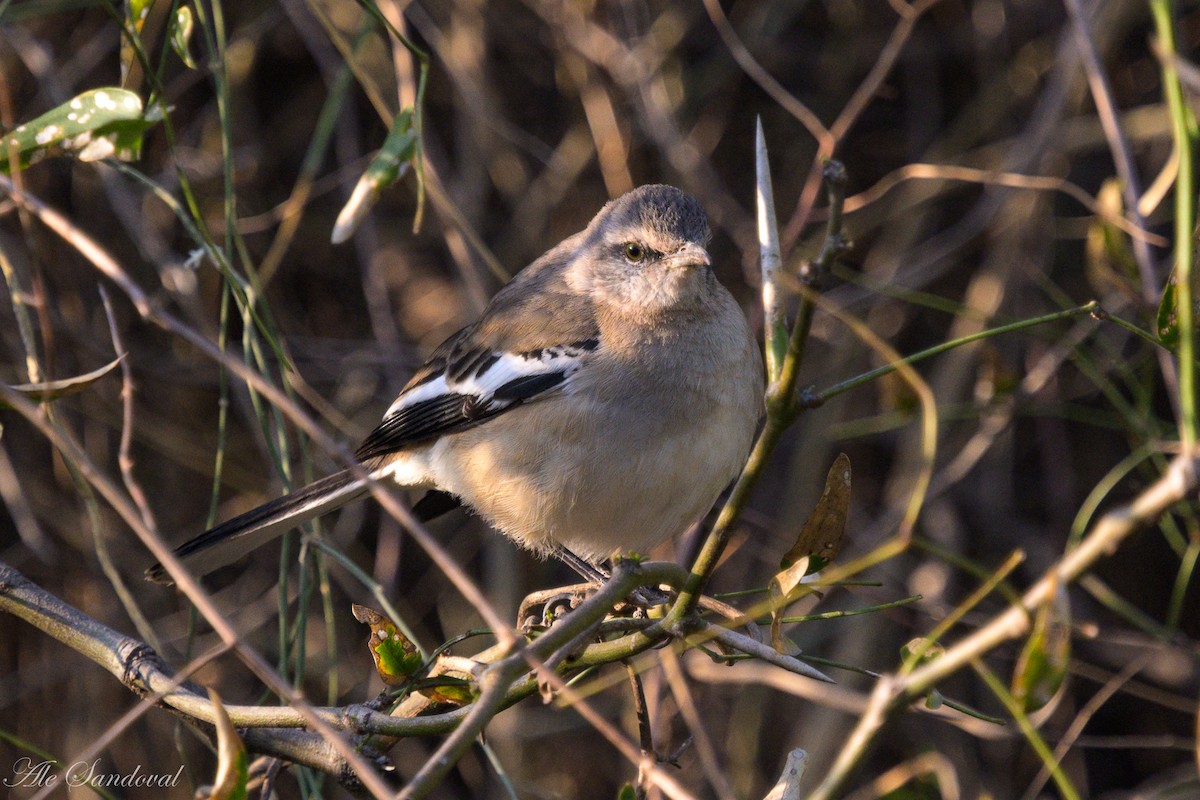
[{"left": 666, "top": 242, "right": 711, "bottom": 270}]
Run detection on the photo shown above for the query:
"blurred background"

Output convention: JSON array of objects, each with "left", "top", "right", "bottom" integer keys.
[{"left": 1, "top": 0, "right": 1199, "bottom": 797}]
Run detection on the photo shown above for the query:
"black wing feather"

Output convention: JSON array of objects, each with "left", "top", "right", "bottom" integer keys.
[
  {"left": 356, "top": 394, "right": 477, "bottom": 461},
  {"left": 492, "top": 371, "right": 567, "bottom": 401},
  {"left": 354, "top": 368, "right": 571, "bottom": 461},
  {"left": 354, "top": 313, "right": 595, "bottom": 463}
]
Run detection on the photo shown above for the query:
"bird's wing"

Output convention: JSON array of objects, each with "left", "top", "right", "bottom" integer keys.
[
  {"left": 355, "top": 239, "right": 600, "bottom": 461},
  {"left": 354, "top": 332, "right": 598, "bottom": 460}
]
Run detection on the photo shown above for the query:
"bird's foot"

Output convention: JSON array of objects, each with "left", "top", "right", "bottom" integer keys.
[{"left": 518, "top": 584, "right": 591, "bottom": 633}]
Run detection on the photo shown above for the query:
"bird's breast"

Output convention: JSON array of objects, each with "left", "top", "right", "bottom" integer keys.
[{"left": 426, "top": 313, "right": 762, "bottom": 561}]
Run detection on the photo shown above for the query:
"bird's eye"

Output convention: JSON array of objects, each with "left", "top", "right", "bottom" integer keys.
[{"left": 624, "top": 242, "right": 646, "bottom": 263}]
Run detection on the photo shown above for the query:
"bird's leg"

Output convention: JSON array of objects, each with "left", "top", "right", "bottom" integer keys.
[
  {"left": 552, "top": 546, "right": 672, "bottom": 610},
  {"left": 518, "top": 547, "right": 668, "bottom": 631},
  {"left": 512, "top": 547, "right": 604, "bottom": 632},
  {"left": 517, "top": 583, "right": 591, "bottom": 633},
  {"left": 551, "top": 545, "right": 610, "bottom": 584},
  {"left": 552, "top": 546, "right": 670, "bottom": 607},
  {"left": 627, "top": 583, "right": 671, "bottom": 609}
]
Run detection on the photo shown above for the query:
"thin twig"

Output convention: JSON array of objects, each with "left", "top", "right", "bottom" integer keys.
[
  {"left": 626, "top": 663, "right": 654, "bottom": 800},
  {"left": 98, "top": 287, "right": 157, "bottom": 531},
  {"left": 0, "top": 561, "right": 394, "bottom": 792},
  {"left": 397, "top": 560, "right": 692, "bottom": 800},
  {"left": 805, "top": 449, "right": 1200, "bottom": 800},
  {"left": 1019, "top": 653, "right": 1152, "bottom": 800},
  {"left": 672, "top": 162, "right": 849, "bottom": 617},
  {"left": 659, "top": 647, "right": 737, "bottom": 800},
  {"left": 829, "top": 163, "right": 1167, "bottom": 246},
  {"left": 697, "top": 621, "right": 831, "bottom": 682},
  {"left": 701, "top": 0, "right": 831, "bottom": 148},
  {"left": 972, "top": 661, "right": 1080, "bottom": 800},
  {"left": 0, "top": 175, "right": 516, "bottom": 645},
  {"left": 1063, "top": 0, "right": 1161, "bottom": 299},
  {"left": 0, "top": 385, "right": 399, "bottom": 800},
  {"left": 781, "top": 0, "right": 945, "bottom": 250}
]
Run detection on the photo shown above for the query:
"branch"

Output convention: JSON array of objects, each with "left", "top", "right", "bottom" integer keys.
[
  {"left": 0, "top": 561, "right": 394, "bottom": 788},
  {"left": 0, "top": 175, "right": 516, "bottom": 644},
  {"left": 2, "top": 551, "right": 751, "bottom": 800},
  {"left": 672, "top": 160, "right": 848, "bottom": 617},
  {"left": 0, "top": 382, "right": 398, "bottom": 799},
  {"left": 805, "top": 448, "right": 1200, "bottom": 800}
]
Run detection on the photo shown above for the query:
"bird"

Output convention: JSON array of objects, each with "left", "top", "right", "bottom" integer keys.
[{"left": 146, "top": 184, "right": 764, "bottom": 585}]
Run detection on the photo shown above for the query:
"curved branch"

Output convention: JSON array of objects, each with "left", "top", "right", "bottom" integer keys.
[
  {"left": 805, "top": 449, "right": 1200, "bottom": 800},
  {"left": 0, "top": 561, "right": 394, "bottom": 786}
]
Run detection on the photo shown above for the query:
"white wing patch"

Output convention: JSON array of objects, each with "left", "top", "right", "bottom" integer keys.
[{"left": 384, "top": 342, "right": 596, "bottom": 421}]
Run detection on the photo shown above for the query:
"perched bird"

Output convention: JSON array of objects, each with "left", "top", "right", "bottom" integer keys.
[{"left": 146, "top": 185, "right": 764, "bottom": 584}]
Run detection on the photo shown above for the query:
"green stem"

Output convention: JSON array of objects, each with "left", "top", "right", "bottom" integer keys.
[
  {"left": 1152, "top": 0, "right": 1199, "bottom": 450},
  {"left": 902, "top": 550, "right": 1024, "bottom": 674},
  {"left": 1068, "top": 442, "right": 1162, "bottom": 545},
  {"left": 354, "top": 0, "right": 430, "bottom": 228},
  {"left": 672, "top": 162, "right": 849, "bottom": 617},
  {"left": 776, "top": 594, "right": 922, "bottom": 623},
  {"left": 974, "top": 662, "right": 1080, "bottom": 800},
  {"left": 1078, "top": 575, "right": 1174, "bottom": 640},
  {"left": 1165, "top": 536, "right": 1200, "bottom": 632},
  {"left": 811, "top": 302, "right": 1100, "bottom": 405},
  {"left": 309, "top": 538, "right": 429, "bottom": 659},
  {"left": 773, "top": 161, "right": 848, "bottom": 417}
]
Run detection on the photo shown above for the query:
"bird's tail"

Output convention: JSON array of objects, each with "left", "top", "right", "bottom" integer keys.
[{"left": 145, "top": 470, "right": 368, "bottom": 584}]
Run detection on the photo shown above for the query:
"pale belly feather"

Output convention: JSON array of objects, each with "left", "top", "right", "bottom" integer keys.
[{"left": 424, "top": 379, "right": 755, "bottom": 561}]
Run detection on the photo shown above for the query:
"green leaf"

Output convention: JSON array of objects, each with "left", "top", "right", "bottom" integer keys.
[
  {"left": 127, "top": 0, "right": 155, "bottom": 28},
  {"left": 206, "top": 689, "right": 248, "bottom": 800},
  {"left": 414, "top": 675, "right": 475, "bottom": 706},
  {"left": 901, "top": 637, "right": 944, "bottom": 666},
  {"left": 416, "top": 655, "right": 481, "bottom": 706},
  {"left": 375, "top": 634, "right": 422, "bottom": 682},
  {"left": 1, "top": 89, "right": 151, "bottom": 173},
  {"left": 1158, "top": 273, "right": 1179, "bottom": 347},
  {"left": 616, "top": 784, "right": 638, "bottom": 800},
  {"left": 767, "top": 319, "right": 788, "bottom": 382},
  {"left": 0, "top": 356, "right": 124, "bottom": 409},
  {"left": 1011, "top": 584, "right": 1070, "bottom": 714},
  {"left": 171, "top": 6, "right": 197, "bottom": 69},
  {"left": 353, "top": 603, "right": 422, "bottom": 685},
  {"left": 1085, "top": 179, "right": 1140, "bottom": 301},
  {"left": 331, "top": 109, "right": 417, "bottom": 244},
  {"left": 122, "top": 0, "right": 155, "bottom": 84}
]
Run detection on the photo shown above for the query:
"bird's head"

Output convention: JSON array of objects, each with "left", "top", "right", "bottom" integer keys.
[{"left": 569, "top": 185, "right": 716, "bottom": 316}]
